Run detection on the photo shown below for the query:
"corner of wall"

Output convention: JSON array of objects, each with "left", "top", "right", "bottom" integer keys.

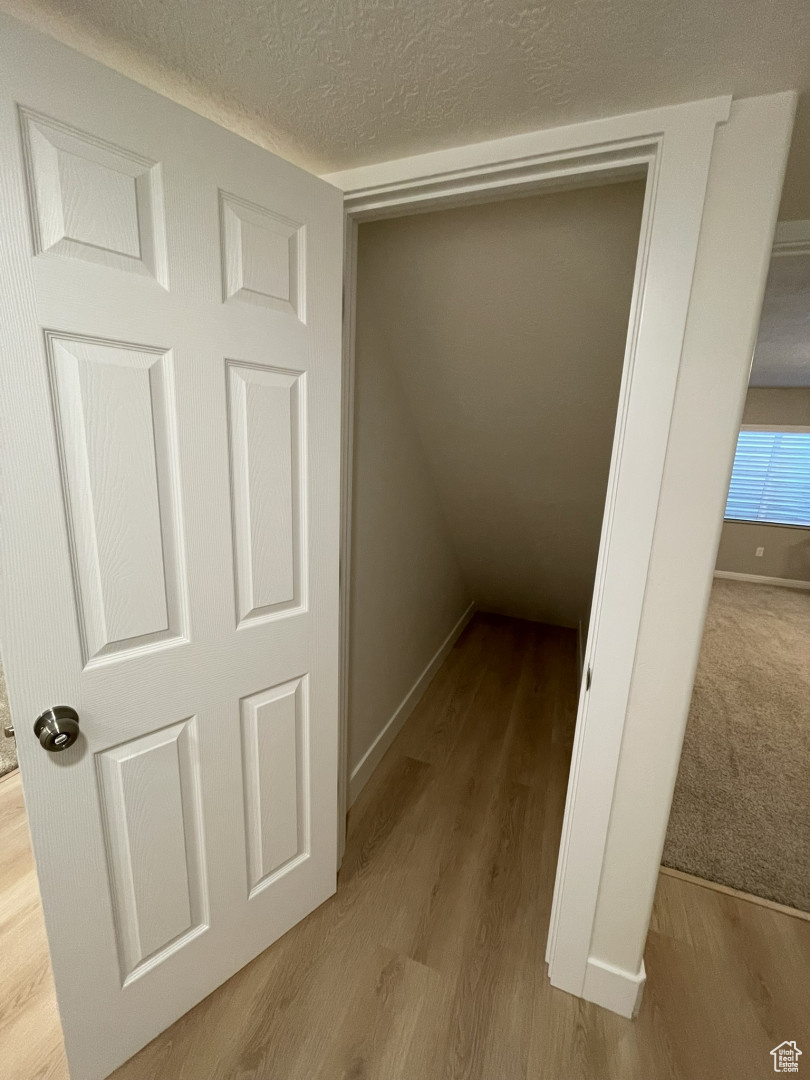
[{"left": 348, "top": 601, "right": 475, "bottom": 805}]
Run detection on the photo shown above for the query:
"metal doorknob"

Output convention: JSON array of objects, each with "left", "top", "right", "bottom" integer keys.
[{"left": 34, "top": 706, "right": 80, "bottom": 752}]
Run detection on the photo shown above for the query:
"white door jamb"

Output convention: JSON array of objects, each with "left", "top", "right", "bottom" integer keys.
[{"left": 326, "top": 94, "right": 732, "bottom": 1011}]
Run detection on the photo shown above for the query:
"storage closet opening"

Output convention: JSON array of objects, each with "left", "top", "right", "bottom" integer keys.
[{"left": 343, "top": 179, "right": 646, "bottom": 930}]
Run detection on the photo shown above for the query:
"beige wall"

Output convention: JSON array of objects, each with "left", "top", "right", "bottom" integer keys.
[
  {"left": 356, "top": 181, "right": 645, "bottom": 629},
  {"left": 715, "top": 387, "right": 810, "bottom": 581},
  {"left": 717, "top": 522, "right": 810, "bottom": 580},
  {"left": 742, "top": 387, "right": 810, "bottom": 425},
  {"left": 348, "top": 281, "right": 471, "bottom": 777}
]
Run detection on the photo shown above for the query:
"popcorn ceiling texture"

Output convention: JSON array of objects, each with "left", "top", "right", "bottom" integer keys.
[{"left": 3, "top": 0, "right": 810, "bottom": 215}]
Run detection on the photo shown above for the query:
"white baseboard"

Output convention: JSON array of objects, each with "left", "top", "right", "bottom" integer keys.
[
  {"left": 348, "top": 601, "right": 476, "bottom": 806},
  {"left": 581, "top": 957, "right": 646, "bottom": 1019},
  {"left": 773, "top": 218, "right": 810, "bottom": 256},
  {"left": 714, "top": 570, "right": 810, "bottom": 590}
]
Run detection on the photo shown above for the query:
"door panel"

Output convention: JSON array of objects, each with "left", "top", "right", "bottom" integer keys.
[
  {"left": 96, "top": 718, "right": 207, "bottom": 982},
  {"left": 0, "top": 14, "right": 342, "bottom": 1080},
  {"left": 241, "top": 677, "right": 308, "bottom": 894},
  {"left": 20, "top": 106, "right": 168, "bottom": 281},
  {"left": 226, "top": 361, "right": 305, "bottom": 623},
  {"left": 219, "top": 190, "right": 304, "bottom": 317},
  {"left": 47, "top": 334, "right": 186, "bottom": 662}
]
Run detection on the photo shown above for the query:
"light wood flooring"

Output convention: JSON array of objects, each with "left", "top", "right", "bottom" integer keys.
[
  {"left": 2, "top": 613, "right": 808, "bottom": 1079},
  {"left": 0, "top": 766, "right": 66, "bottom": 1079}
]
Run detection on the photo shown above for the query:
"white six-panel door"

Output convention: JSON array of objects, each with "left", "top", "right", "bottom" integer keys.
[{"left": 0, "top": 15, "right": 342, "bottom": 1079}]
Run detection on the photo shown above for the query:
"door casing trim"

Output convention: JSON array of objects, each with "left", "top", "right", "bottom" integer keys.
[{"left": 327, "top": 95, "right": 732, "bottom": 1005}]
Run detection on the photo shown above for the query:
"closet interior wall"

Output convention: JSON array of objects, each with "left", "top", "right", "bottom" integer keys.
[{"left": 348, "top": 181, "right": 646, "bottom": 795}]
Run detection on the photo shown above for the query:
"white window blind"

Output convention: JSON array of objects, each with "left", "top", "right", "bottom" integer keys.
[{"left": 725, "top": 430, "right": 810, "bottom": 527}]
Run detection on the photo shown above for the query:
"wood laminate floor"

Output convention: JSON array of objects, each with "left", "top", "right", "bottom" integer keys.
[
  {"left": 2, "top": 613, "right": 808, "bottom": 1080},
  {"left": 0, "top": 768, "right": 66, "bottom": 1079}
]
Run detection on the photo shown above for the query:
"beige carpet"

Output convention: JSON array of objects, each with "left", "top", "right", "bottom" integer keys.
[
  {"left": 663, "top": 578, "right": 810, "bottom": 912},
  {"left": 0, "top": 662, "right": 18, "bottom": 778}
]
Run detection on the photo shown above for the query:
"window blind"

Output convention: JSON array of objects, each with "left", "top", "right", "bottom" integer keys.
[{"left": 725, "top": 430, "right": 810, "bottom": 527}]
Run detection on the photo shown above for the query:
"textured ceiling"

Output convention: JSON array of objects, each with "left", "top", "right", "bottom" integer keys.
[
  {"left": 750, "top": 256, "right": 810, "bottom": 387},
  {"left": 4, "top": 0, "right": 810, "bottom": 216}
]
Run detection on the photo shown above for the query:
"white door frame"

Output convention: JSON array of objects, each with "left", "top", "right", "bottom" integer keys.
[{"left": 326, "top": 95, "right": 731, "bottom": 1002}]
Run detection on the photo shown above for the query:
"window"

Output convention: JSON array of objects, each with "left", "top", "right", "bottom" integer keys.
[{"left": 725, "top": 429, "right": 810, "bottom": 527}]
